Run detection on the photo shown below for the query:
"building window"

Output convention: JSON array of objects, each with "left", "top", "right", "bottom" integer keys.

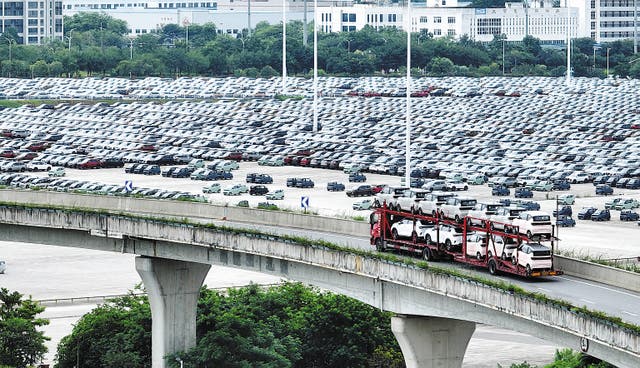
[
  {"left": 388, "top": 14, "right": 397, "bottom": 22},
  {"left": 420, "top": 16, "right": 427, "bottom": 23},
  {"left": 342, "top": 13, "right": 356, "bottom": 22},
  {"left": 447, "top": 29, "right": 455, "bottom": 36},
  {"left": 447, "top": 17, "right": 455, "bottom": 24},
  {"left": 434, "top": 16, "right": 441, "bottom": 23},
  {"left": 434, "top": 29, "right": 442, "bottom": 35}
]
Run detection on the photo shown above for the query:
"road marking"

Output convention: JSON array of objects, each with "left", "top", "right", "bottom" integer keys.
[
  {"left": 536, "top": 287, "right": 551, "bottom": 293},
  {"left": 580, "top": 298, "right": 595, "bottom": 304},
  {"left": 622, "top": 311, "right": 639, "bottom": 317},
  {"left": 557, "top": 276, "right": 640, "bottom": 300}
]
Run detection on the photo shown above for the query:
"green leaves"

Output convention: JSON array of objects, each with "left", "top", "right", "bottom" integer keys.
[{"left": 0, "top": 288, "right": 49, "bottom": 368}]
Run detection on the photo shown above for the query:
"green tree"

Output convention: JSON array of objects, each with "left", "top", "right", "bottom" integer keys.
[{"left": 0, "top": 288, "right": 49, "bottom": 368}]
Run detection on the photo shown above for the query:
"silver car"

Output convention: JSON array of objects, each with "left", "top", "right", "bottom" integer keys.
[{"left": 0, "top": 260, "right": 6, "bottom": 274}]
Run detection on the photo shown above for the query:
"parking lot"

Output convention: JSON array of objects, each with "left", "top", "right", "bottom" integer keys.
[{"left": 0, "top": 75, "right": 638, "bottom": 260}]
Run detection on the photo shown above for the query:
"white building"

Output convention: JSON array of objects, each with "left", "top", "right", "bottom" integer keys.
[
  {"left": 319, "top": 0, "right": 579, "bottom": 44},
  {"left": 569, "top": 0, "right": 640, "bottom": 44},
  {"left": 63, "top": 0, "right": 323, "bottom": 36},
  {"left": 0, "top": 0, "right": 64, "bottom": 44}
]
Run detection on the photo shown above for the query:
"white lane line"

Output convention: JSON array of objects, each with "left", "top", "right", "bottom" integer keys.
[
  {"left": 580, "top": 298, "right": 595, "bottom": 304},
  {"left": 536, "top": 287, "right": 551, "bottom": 293},
  {"left": 557, "top": 276, "right": 640, "bottom": 299},
  {"left": 622, "top": 311, "right": 639, "bottom": 317}
]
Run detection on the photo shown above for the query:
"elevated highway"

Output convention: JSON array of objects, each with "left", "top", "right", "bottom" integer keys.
[{"left": 0, "top": 192, "right": 638, "bottom": 368}]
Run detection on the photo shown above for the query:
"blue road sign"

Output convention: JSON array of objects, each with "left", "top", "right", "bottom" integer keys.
[
  {"left": 301, "top": 196, "right": 309, "bottom": 209},
  {"left": 124, "top": 180, "right": 133, "bottom": 192}
]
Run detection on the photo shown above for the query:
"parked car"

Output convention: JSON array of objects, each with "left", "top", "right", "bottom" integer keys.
[
  {"left": 595, "top": 184, "right": 614, "bottom": 196},
  {"left": 223, "top": 184, "right": 248, "bottom": 196},
  {"left": 348, "top": 172, "right": 367, "bottom": 182},
  {"left": 327, "top": 182, "right": 346, "bottom": 192},
  {"left": 48, "top": 167, "right": 65, "bottom": 177},
  {"left": 614, "top": 198, "right": 639, "bottom": 210},
  {"left": 424, "top": 224, "right": 464, "bottom": 251},
  {"left": 286, "top": 178, "right": 314, "bottom": 188},
  {"left": 556, "top": 215, "right": 576, "bottom": 227},
  {"left": 557, "top": 194, "right": 575, "bottom": 205},
  {"left": 511, "top": 211, "right": 553, "bottom": 239},
  {"left": 552, "top": 180, "right": 571, "bottom": 191},
  {"left": 202, "top": 183, "right": 221, "bottom": 194},
  {"left": 440, "top": 196, "right": 477, "bottom": 222},
  {"left": 591, "top": 209, "right": 611, "bottom": 221},
  {"left": 531, "top": 180, "right": 553, "bottom": 192},
  {"left": 626, "top": 179, "right": 640, "bottom": 189},
  {"left": 249, "top": 185, "right": 269, "bottom": 195},
  {"left": 514, "top": 187, "right": 533, "bottom": 198},
  {"left": 352, "top": 199, "right": 373, "bottom": 211},
  {"left": 390, "top": 218, "right": 432, "bottom": 241},
  {"left": 347, "top": 185, "right": 374, "bottom": 197},
  {"left": 492, "top": 185, "right": 510, "bottom": 196},
  {"left": 620, "top": 210, "right": 640, "bottom": 221},
  {"left": 553, "top": 205, "right": 572, "bottom": 217},
  {"left": 26, "top": 161, "right": 51, "bottom": 171},
  {"left": 266, "top": 189, "right": 285, "bottom": 200},
  {"left": 577, "top": 207, "right": 597, "bottom": 220}
]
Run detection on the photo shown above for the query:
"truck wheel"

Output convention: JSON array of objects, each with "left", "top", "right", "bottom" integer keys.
[
  {"left": 525, "top": 264, "right": 532, "bottom": 277},
  {"left": 392, "top": 229, "right": 399, "bottom": 240},
  {"left": 425, "top": 234, "right": 432, "bottom": 244},
  {"left": 375, "top": 238, "right": 385, "bottom": 252},
  {"left": 423, "top": 248, "right": 433, "bottom": 261},
  {"left": 488, "top": 259, "right": 499, "bottom": 275},
  {"left": 501, "top": 252, "right": 507, "bottom": 260},
  {"left": 476, "top": 252, "right": 483, "bottom": 261},
  {"left": 455, "top": 215, "right": 461, "bottom": 223},
  {"left": 526, "top": 230, "right": 533, "bottom": 239},
  {"left": 445, "top": 239, "right": 452, "bottom": 251},
  {"left": 512, "top": 256, "right": 518, "bottom": 265}
]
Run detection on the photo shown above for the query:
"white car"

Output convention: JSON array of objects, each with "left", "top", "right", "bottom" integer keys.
[
  {"left": 487, "top": 235, "right": 519, "bottom": 261},
  {"left": 390, "top": 218, "right": 433, "bottom": 241},
  {"left": 415, "top": 192, "right": 457, "bottom": 216},
  {"left": 566, "top": 172, "right": 591, "bottom": 184},
  {"left": 489, "top": 207, "right": 526, "bottom": 231},
  {"left": 440, "top": 196, "right": 477, "bottom": 222},
  {"left": 396, "top": 189, "right": 429, "bottom": 213},
  {"left": 467, "top": 202, "right": 502, "bottom": 226},
  {"left": 374, "top": 186, "right": 408, "bottom": 208},
  {"left": 26, "top": 161, "right": 51, "bottom": 171},
  {"left": 465, "top": 233, "right": 488, "bottom": 259},
  {"left": 511, "top": 211, "right": 553, "bottom": 239},
  {"left": 424, "top": 224, "right": 464, "bottom": 250},
  {"left": 511, "top": 243, "right": 553, "bottom": 275}
]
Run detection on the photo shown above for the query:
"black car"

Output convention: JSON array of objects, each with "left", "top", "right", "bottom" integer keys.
[
  {"left": 102, "top": 157, "right": 124, "bottom": 168},
  {"left": 254, "top": 174, "right": 273, "bottom": 184},
  {"left": 171, "top": 168, "right": 193, "bottom": 178},
  {"left": 162, "top": 167, "right": 179, "bottom": 177},
  {"left": 552, "top": 180, "right": 571, "bottom": 191},
  {"left": 591, "top": 209, "right": 611, "bottom": 221},
  {"left": 620, "top": 210, "right": 639, "bottom": 221},
  {"left": 249, "top": 185, "right": 269, "bottom": 196},
  {"left": 553, "top": 205, "right": 572, "bottom": 217},
  {"left": 577, "top": 207, "right": 597, "bottom": 220},
  {"left": 346, "top": 185, "right": 374, "bottom": 197},
  {"left": 492, "top": 185, "right": 510, "bottom": 196},
  {"left": 514, "top": 187, "right": 533, "bottom": 198}
]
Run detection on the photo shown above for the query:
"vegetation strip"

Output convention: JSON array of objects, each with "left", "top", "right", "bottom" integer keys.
[{"left": 1, "top": 201, "right": 639, "bottom": 336}]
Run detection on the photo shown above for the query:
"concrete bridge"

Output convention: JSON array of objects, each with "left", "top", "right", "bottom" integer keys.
[{"left": 0, "top": 200, "right": 638, "bottom": 368}]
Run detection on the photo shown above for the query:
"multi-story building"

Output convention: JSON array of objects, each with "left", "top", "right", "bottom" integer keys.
[
  {"left": 570, "top": 0, "right": 639, "bottom": 44},
  {"left": 320, "top": 0, "right": 579, "bottom": 44},
  {"left": 0, "top": 0, "right": 64, "bottom": 44}
]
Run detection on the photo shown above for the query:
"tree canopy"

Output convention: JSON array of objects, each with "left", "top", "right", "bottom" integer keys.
[{"left": 0, "top": 288, "right": 49, "bottom": 368}]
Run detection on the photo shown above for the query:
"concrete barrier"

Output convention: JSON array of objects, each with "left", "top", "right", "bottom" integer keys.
[
  {"left": 0, "top": 189, "right": 370, "bottom": 236},
  {"left": 554, "top": 255, "right": 640, "bottom": 293}
]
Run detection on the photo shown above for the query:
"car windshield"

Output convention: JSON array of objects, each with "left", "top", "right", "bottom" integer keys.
[{"left": 460, "top": 200, "right": 477, "bottom": 206}]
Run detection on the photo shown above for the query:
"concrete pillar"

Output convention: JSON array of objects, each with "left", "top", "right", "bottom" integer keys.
[
  {"left": 391, "top": 315, "right": 476, "bottom": 368},
  {"left": 135, "top": 256, "right": 211, "bottom": 368}
]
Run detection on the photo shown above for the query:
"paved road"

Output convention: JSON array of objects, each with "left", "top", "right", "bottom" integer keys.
[{"left": 1, "top": 241, "right": 559, "bottom": 367}]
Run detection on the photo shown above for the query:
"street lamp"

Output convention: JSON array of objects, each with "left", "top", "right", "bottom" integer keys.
[
  {"left": 3, "top": 36, "right": 15, "bottom": 78},
  {"left": 128, "top": 38, "right": 134, "bottom": 60},
  {"left": 405, "top": 0, "right": 412, "bottom": 187},
  {"left": 344, "top": 39, "right": 353, "bottom": 52},
  {"left": 282, "top": 0, "right": 287, "bottom": 95},
  {"left": 593, "top": 45, "right": 601, "bottom": 69},
  {"left": 175, "top": 357, "right": 184, "bottom": 368},
  {"left": 502, "top": 38, "right": 506, "bottom": 75},
  {"left": 64, "top": 29, "right": 74, "bottom": 51},
  {"left": 606, "top": 47, "right": 611, "bottom": 77}
]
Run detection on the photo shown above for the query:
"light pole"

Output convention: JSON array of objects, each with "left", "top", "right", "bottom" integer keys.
[
  {"left": 239, "top": 36, "right": 246, "bottom": 51},
  {"left": 635, "top": 0, "right": 638, "bottom": 54},
  {"left": 282, "top": 0, "right": 287, "bottom": 94},
  {"left": 312, "top": 0, "right": 318, "bottom": 133},
  {"left": 64, "top": 29, "right": 74, "bottom": 51},
  {"left": 3, "top": 37, "right": 15, "bottom": 78},
  {"left": 345, "top": 39, "right": 352, "bottom": 52},
  {"left": 405, "top": 0, "right": 412, "bottom": 187},
  {"left": 593, "top": 45, "right": 601, "bottom": 69},
  {"left": 175, "top": 357, "right": 184, "bottom": 368},
  {"left": 565, "top": 0, "right": 571, "bottom": 85},
  {"left": 606, "top": 47, "right": 611, "bottom": 77},
  {"left": 502, "top": 38, "right": 506, "bottom": 75},
  {"left": 129, "top": 38, "right": 134, "bottom": 59}
]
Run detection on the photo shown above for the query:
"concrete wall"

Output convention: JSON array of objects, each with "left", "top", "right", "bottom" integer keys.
[
  {"left": 0, "top": 189, "right": 369, "bottom": 237},
  {"left": 554, "top": 255, "right": 640, "bottom": 293},
  {"left": 0, "top": 205, "right": 639, "bottom": 367}
]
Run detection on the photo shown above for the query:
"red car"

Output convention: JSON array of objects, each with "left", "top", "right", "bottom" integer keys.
[{"left": 77, "top": 159, "right": 102, "bottom": 169}]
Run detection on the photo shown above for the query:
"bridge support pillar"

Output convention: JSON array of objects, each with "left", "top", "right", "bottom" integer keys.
[
  {"left": 391, "top": 315, "right": 475, "bottom": 368},
  {"left": 135, "top": 256, "right": 210, "bottom": 368}
]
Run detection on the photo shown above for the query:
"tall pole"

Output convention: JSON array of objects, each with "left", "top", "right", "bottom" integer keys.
[
  {"left": 312, "top": 0, "right": 318, "bottom": 133},
  {"left": 565, "top": 0, "right": 571, "bottom": 85},
  {"left": 303, "top": 0, "right": 308, "bottom": 46},
  {"left": 282, "top": 0, "right": 287, "bottom": 94},
  {"left": 635, "top": 0, "right": 638, "bottom": 54},
  {"left": 607, "top": 48, "right": 611, "bottom": 77},
  {"left": 129, "top": 38, "right": 134, "bottom": 59},
  {"left": 404, "top": 0, "right": 411, "bottom": 187},
  {"left": 502, "top": 39, "right": 505, "bottom": 75},
  {"left": 247, "top": 0, "right": 252, "bottom": 37}
]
